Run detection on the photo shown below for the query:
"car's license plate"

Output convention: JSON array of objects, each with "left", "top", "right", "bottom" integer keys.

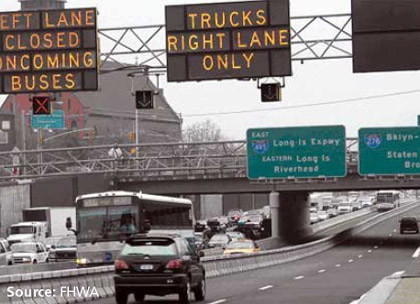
[{"left": 140, "top": 264, "right": 153, "bottom": 270}]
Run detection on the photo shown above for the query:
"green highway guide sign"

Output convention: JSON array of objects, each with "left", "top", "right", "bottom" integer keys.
[
  {"left": 359, "top": 127, "right": 420, "bottom": 175},
  {"left": 246, "top": 126, "right": 347, "bottom": 179}
]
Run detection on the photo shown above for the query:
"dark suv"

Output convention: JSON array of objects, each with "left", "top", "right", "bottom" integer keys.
[
  {"left": 114, "top": 234, "right": 206, "bottom": 304},
  {"left": 400, "top": 217, "right": 419, "bottom": 234}
]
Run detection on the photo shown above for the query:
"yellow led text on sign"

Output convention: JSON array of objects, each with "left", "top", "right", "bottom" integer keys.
[
  {"left": 0, "top": 8, "right": 98, "bottom": 94},
  {"left": 187, "top": 9, "right": 267, "bottom": 29},
  {"left": 166, "top": 1, "right": 292, "bottom": 80}
]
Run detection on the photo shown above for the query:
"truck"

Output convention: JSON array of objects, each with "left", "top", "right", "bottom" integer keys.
[
  {"left": 7, "top": 207, "right": 76, "bottom": 245},
  {"left": 7, "top": 222, "right": 49, "bottom": 245},
  {"left": 23, "top": 207, "right": 76, "bottom": 237}
]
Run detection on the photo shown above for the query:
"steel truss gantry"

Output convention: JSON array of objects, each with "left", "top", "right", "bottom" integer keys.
[
  {"left": 0, "top": 139, "right": 358, "bottom": 181},
  {"left": 98, "top": 13, "right": 352, "bottom": 72}
]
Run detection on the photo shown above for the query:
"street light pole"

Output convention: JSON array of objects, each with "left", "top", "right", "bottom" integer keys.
[
  {"left": 43, "top": 128, "right": 95, "bottom": 143},
  {"left": 21, "top": 111, "right": 26, "bottom": 175},
  {"left": 135, "top": 108, "right": 139, "bottom": 160}
]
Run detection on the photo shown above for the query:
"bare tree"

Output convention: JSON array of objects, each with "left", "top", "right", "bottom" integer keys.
[{"left": 183, "top": 119, "right": 226, "bottom": 143}]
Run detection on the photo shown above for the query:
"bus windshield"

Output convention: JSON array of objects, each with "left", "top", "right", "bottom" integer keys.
[
  {"left": 77, "top": 205, "right": 138, "bottom": 242},
  {"left": 377, "top": 192, "right": 398, "bottom": 203}
]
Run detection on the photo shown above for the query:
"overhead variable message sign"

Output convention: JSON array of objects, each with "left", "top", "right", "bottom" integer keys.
[
  {"left": 352, "top": 0, "right": 420, "bottom": 72},
  {"left": 0, "top": 8, "right": 98, "bottom": 94},
  {"left": 359, "top": 127, "right": 420, "bottom": 175},
  {"left": 165, "top": 0, "right": 291, "bottom": 82},
  {"left": 247, "top": 126, "right": 346, "bottom": 179}
]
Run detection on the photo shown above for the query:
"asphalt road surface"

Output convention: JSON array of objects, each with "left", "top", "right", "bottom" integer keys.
[{"left": 93, "top": 203, "right": 420, "bottom": 304}]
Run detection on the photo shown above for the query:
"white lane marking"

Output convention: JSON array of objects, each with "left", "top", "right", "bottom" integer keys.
[
  {"left": 368, "top": 250, "right": 372, "bottom": 253},
  {"left": 318, "top": 269, "right": 326, "bottom": 273},
  {"left": 412, "top": 246, "right": 420, "bottom": 258},
  {"left": 259, "top": 285, "right": 273, "bottom": 291},
  {"left": 393, "top": 229, "right": 397, "bottom": 233},
  {"left": 350, "top": 293, "right": 367, "bottom": 304},
  {"left": 374, "top": 246, "right": 378, "bottom": 249},
  {"left": 208, "top": 300, "right": 227, "bottom": 304},
  {"left": 358, "top": 255, "right": 363, "bottom": 259},
  {"left": 335, "top": 264, "right": 341, "bottom": 267},
  {"left": 294, "top": 276, "right": 304, "bottom": 280},
  {"left": 389, "top": 233, "right": 392, "bottom": 236},
  {"left": 348, "top": 259, "right": 354, "bottom": 263}
]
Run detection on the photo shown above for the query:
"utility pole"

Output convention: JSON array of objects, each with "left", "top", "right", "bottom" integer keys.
[
  {"left": 135, "top": 109, "right": 139, "bottom": 160},
  {"left": 21, "top": 111, "right": 26, "bottom": 175}
]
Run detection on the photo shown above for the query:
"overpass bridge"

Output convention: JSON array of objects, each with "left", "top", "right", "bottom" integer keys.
[
  {"left": 2, "top": 138, "right": 418, "bottom": 244},
  {"left": 0, "top": 138, "right": 419, "bottom": 194}
]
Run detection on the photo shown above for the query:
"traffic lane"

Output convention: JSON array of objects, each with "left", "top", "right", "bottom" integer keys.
[
  {"left": 89, "top": 204, "right": 420, "bottom": 304},
  {"left": 229, "top": 233, "right": 419, "bottom": 304},
  {"left": 311, "top": 199, "right": 415, "bottom": 242},
  {"left": 199, "top": 205, "right": 420, "bottom": 304},
  {"left": 211, "top": 211, "right": 420, "bottom": 304}
]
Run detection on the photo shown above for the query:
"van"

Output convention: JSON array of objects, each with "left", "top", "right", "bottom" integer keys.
[{"left": 0, "top": 238, "right": 13, "bottom": 266}]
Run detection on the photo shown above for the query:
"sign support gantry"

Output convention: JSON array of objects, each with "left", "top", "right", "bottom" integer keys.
[{"left": 98, "top": 13, "right": 352, "bottom": 74}]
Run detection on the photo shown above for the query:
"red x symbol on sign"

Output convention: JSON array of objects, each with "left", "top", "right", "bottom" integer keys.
[{"left": 33, "top": 97, "right": 50, "bottom": 115}]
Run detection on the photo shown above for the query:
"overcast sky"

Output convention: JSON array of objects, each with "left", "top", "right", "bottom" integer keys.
[{"left": 1, "top": 0, "right": 420, "bottom": 140}]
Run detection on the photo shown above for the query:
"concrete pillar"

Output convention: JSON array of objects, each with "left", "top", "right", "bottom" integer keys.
[
  {"left": 278, "top": 191, "right": 312, "bottom": 244},
  {"left": 269, "top": 192, "right": 280, "bottom": 238}
]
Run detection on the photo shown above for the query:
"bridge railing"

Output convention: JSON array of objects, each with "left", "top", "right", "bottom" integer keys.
[{"left": 0, "top": 139, "right": 358, "bottom": 181}]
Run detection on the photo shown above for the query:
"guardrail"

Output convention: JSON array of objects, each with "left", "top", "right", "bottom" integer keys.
[
  {"left": 0, "top": 201, "right": 417, "bottom": 304},
  {"left": 0, "top": 262, "right": 76, "bottom": 277}
]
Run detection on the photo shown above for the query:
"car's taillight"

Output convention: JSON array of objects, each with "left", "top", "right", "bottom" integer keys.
[
  {"left": 166, "top": 259, "right": 183, "bottom": 269},
  {"left": 115, "top": 259, "right": 129, "bottom": 270}
]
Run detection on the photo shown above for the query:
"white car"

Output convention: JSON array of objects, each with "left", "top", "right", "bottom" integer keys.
[
  {"left": 338, "top": 201, "right": 352, "bottom": 214},
  {"left": 12, "top": 242, "right": 49, "bottom": 264},
  {"left": 317, "top": 211, "right": 329, "bottom": 221},
  {"left": 0, "top": 238, "right": 13, "bottom": 266},
  {"left": 327, "top": 208, "right": 338, "bottom": 218},
  {"left": 310, "top": 212, "right": 319, "bottom": 224},
  {"left": 359, "top": 197, "right": 374, "bottom": 208}
]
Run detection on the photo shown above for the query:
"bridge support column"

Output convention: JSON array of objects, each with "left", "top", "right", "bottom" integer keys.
[
  {"left": 271, "top": 191, "right": 312, "bottom": 245},
  {"left": 269, "top": 192, "right": 280, "bottom": 238}
]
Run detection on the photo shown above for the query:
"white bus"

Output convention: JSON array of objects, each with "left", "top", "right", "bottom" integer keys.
[
  {"left": 68, "top": 191, "right": 194, "bottom": 266},
  {"left": 376, "top": 190, "right": 400, "bottom": 212}
]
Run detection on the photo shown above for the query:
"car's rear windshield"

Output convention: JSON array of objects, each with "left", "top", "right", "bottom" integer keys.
[
  {"left": 227, "top": 242, "right": 254, "bottom": 249},
  {"left": 210, "top": 234, "right": 228, "bottom": 242},
  {"left": 402, "top": 217, "right": 417, "bottom": 222},
  {"left": 122, "top": 239, "right": 177, "bottom": 256},
  {"left": 339, "top": 202, "right": 351, "bottom": 206}
]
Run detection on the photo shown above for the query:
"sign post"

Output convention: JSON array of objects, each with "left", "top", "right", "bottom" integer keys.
[
  {"left": 247, "top": 126, "right": 346, "bottom": 179},
  {"left": 359, "top": 127, "right": 420, "bottom": 175}
]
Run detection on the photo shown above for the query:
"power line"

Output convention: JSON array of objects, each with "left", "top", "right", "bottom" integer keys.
[{"left": 183, "top": 88, "right": 420, "bottom": 118}]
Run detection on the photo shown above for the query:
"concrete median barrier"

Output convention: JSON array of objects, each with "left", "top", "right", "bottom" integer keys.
[{"left": 0, "top": 200, "right": 417, "bottom": 304}]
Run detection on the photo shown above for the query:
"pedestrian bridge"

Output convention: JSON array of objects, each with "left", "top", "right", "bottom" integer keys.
[{"left": 1, "top": 139, "right": 420, "bottom": 194}]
